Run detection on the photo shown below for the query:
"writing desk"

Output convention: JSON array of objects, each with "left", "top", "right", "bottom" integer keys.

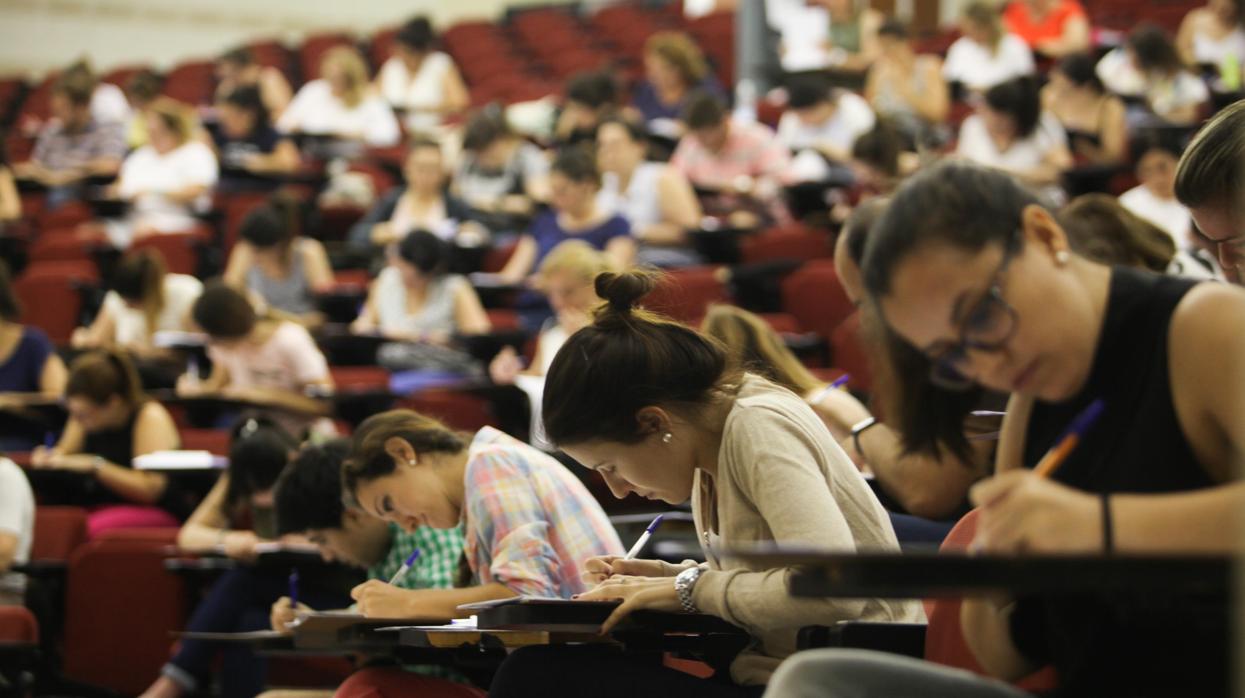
[{"left": 725, "top": 548, "right": 1231, "bottom": 598}]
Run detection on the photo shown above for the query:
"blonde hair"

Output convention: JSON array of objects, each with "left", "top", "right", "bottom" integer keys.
[
  {"left": 699, "top": 304, "right": 823, "bottom": 396},
  {"left": 645, "top": 31, "right": 709, "bottom": 86},
  {"left": 537, "top": 240, "right": 617, "bottom": 286},
  {"left": 963, "top": 1, "right": 1003, "bottom": 51},
  {"left": 321, "top": 46, "right": 370, "bottom": 107},
  {"left": 147, "top": 97, "right": 195, "bottom": 145}
]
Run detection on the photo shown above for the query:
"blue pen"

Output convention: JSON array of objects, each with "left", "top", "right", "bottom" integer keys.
[
  {"left": 288, "top": 569, "right": 299, "bottom": 608},
  {"left": 811, "top": 374, "right": 851, "bottom": 404},
  {"left": 44, "top": 432, "right": 56, "bottom": 449},
  {"left": 387, "top": 549, "right": 421, "bottom": 586},
  {"left": 624, "top": 514, "right": 665, "bottom": 560}
]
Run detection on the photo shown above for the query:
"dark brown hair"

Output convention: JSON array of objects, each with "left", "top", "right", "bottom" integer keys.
[
  {"left": 341, "top": 409, "right": 466, "bottom": 503},
  {"left": 1058, "top": 194, "right": 1175, "bottom": 272},
  {"left": 861, "top": 162, "right": 1036, "bottom": 458},
  {"left": 1174, "top": 99, "right": 1245, "bottom": 213},
  {"left": 542, "top": 270, "right": 737, "bottom": 446},
  {"left": 111, "top": 249, "right": 168, "bottom": 337},
  {"left": 192, "top": 281, "right": 257, "bottom": 340},
  {"left": 66, "top": 350, "right": 145, "bottom": 408}
]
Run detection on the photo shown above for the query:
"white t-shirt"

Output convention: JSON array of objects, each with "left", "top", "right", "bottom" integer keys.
[
  {"left": 956, "top": 112, "right": 1066, "bottom": 175},
  {"left": 278, "top": 80, "right": 401, "bottom": 147},
  {"left": 115, "top": 141, "right": 218, "bottom": 239},
  {"left": 777, "top": 91, "right": 877, "bottom": 157},
  {"left": 0, "top": 458, "right": 34, "bottom": 600},
  {"left": 1192, "top": 25, "right": 1245, "bottom": 66},
  {"left": 92, "top": 83, "right": 133, "bottom": 125},
  {"left": 1119, "top": 185, "right": 1194, "bottom": 249},
  {"left": 943, "top": 34, "right": 1036, "bottom": 92},
  {"left": 596, "top": 162, "right": 665, "bottom": 230},
  {"left": 101, "top": 273, "right": 203, "bottom": 347},
  {"left": 1097, "top": 48, "right": 1210, "bottom": 114},
  {"left": 768, "top": 0, "right": 832, "bottom": 71},
  {"left": 378, "top": 52, "right": 454, "bottom": 134}
]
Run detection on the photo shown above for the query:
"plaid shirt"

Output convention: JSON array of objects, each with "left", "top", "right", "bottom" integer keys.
[
  {"left": 670, "top": 119, "right": 791, "bottom": 197},
  {"left": 32, "top": 118, "right": 127, "bottom": 172},
  {"left": 463, "top": 427, "right": 624, "bottom": 598},
  {"left": 368, "top": 523, "right": 464, "bottom": 591}
]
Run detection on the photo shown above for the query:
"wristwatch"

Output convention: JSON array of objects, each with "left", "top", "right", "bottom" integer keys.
[
  {"left": 674, "top": 566, "right": 703, "bottom": 613},
  {"left": 850, "top": 417, "right": 879, "bottom": 459}
]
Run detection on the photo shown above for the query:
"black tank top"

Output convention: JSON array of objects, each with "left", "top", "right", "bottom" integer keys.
[
  {"left": 1012, "top": 267, "right": 1227, "bottom": 697},
  {"left": 78, "top": 404, "right": 189, "bottom": 518}
]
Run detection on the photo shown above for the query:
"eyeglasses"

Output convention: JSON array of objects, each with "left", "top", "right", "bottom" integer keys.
[{"left": 924, "top": 250, "right": 1019, "bottom": 391}]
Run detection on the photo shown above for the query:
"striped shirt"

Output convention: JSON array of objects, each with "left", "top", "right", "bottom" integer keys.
[
  {"left": 671, "top": 119, "right": 791, "bottom": 194},
  {"left": 32, "top": 118, "right": 127, "bottom": 173},
  {"left": 463, "top": 427, "right": 624, "bottom": 598},
  {"left": 368, "top": 523, "right": 464, "bottom": 591}
]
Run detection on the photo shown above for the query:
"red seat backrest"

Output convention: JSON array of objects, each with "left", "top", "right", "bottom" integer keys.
[
  {"left": 830, "top": 311, "right": 874, "bottom": 393},
  {"left": 0, "top": 606, "right": 39, "bottom": 644},
  {"left": 924, "top": 509, "right": 1059, "bottom": 691},
  {"left": 14, "top": 260, "right": 99, "bottom": 344},
  {"left": 31, "top": 506, "right": 89, "bottom": 562},
  {"left": 780, "top": 260, "right": 854, "bottom": 342},
  {"left": 129, "top": 224, "right": 210, "bottom": 275},
  {"left": 62, "top": 536, "right": 188, "bottom": 695},
  {"left": 643, "top": 266, "right": 730, "bottom": 326}
]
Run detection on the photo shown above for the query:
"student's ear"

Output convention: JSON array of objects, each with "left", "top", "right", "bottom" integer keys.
[
  {"left": 384, "top": 437, "right": 418, "bottom": 468},
  {"left": 1020, "top": 204, "right": 1071, "bottom": 263},
  {"left": 635, "top": 407, "right": 670, "bottom": 438}
]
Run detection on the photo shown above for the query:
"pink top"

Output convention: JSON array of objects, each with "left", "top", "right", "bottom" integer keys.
[
  {"left": 207, "top": 321, "right": 331, "bottom": 434},
  {"left": 671, "top": 119, "right": 792, "bottom": 194}
]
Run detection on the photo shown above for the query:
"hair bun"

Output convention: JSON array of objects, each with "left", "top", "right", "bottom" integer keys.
[{"left": 594, "top": 270, "right": 656, "bottom": 314}]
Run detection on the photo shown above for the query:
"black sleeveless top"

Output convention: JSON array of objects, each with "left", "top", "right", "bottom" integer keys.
[
  {"left": 1011, "top": 267, "right": 1228, "bottom": 697},
  {"left": 78, "top": 404, "right": 188, "bottom": 518}
]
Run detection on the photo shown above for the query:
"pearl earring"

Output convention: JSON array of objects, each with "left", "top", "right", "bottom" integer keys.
[
  {"left": 1056, "top": 250, "right": 1070, "bottom": 265},
  {"left": 662, "top": 432, "right": 673, "bottom": 444},
  {"left": 408, "top": 459, "right": 417, "bottom": 466}
]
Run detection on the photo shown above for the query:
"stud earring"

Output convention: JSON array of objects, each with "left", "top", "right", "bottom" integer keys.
[
  {"left": 1056, "top": 250, "right": 1070, "bottom": 265},
  {"left": 662, "top": 432, "right": 673, "bottom": 444},
  {"left": 408, "top": 459, "right": 417, "bottom": 466}
]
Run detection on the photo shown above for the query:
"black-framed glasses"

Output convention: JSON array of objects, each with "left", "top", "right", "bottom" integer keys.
[{"left": 925, "top": 251, "right": 1019, "bottom": 391}]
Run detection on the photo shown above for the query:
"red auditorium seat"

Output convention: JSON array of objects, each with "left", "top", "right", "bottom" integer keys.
[
  {"left": 100, "top": 65, "right": 147, "bottom": 89},
  {"left": 178, "top": 428, "right": 232, "bottom": 455},
  {"left": 643, "top": 266, "right": 731, "bottom": 326},
  {"left": 780, "top": 260, "right": 855, "bottom": 346},
  {"left": 741, "top": 224, "right": 833, "bottom": 264},
  {"left": 329, "top": 365, "right": 390, "bottom": 391},
  {"left": 14, "top": 260, "right": 99, "bottom": 344},
  {"left": 829, "top": 311, "right": 874, "bottom": 393},
  {"left": 161, "top": 60, "right": 216, "bottom": 105},
  {"left": 216, "top": 190, "right": 273, "bottom": 251},
  {"left": 369, "top": 26, "right": 400, "bottom": 70},
  {"left": 62, "top": 533, "right": 189, "bottom": 696},
  {"left": 31, "top": 506, "right": 89, "bottom": 562},
  {"left": 0, "top": 606, "right": 38, "bottom": 645},
  {"left": 924, "top": 510, "right": 1059, "bottom": 692},
  {"left": 398, "top": 389, "right": 496, "bottom": 432},
  {"left": 129, "top": 224, "right": 212, "bottom": 275}
]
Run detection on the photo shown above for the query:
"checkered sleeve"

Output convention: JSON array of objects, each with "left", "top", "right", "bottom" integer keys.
[
  {"left": 368, "top": 524, "right": 465, "bottom": 590},
  {"left": 466, "top": 449, "right": 571, "bottom": 598}
]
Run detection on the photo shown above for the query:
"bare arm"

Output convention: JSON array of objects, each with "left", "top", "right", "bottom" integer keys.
[
  {"left": 243, "top": 139, "right": 301, "bottom": 175},
  {"left": 440, "top": 63, "right": 470, "bottom": 116},
  {"left": 73, "top": 303, "right": 116, "bottom": 349},
  {"left": 162, "top": 184, "right": 210, "bottom": 206},
  {"left": 641, "top": 166, "right": 702, "bottom": 246},
  {"left": 39, "top": 353, "right": 67, "bottom": 396},
  {"left": 92, "top": 402, "right": 177, "bottom": 504},
  {"left": 915, "top": 59, "right": 950, "bottom": 124},
  {"left": 350, "top": 282, "right": 381, "bottom": 334},
  {"left": 0, "top": 168, "right": 19, "bottom": 221},
  {"left": 994, "top": 392, "right": 1033, "bottom": 473},
  {"left": 354, "top": 581, "right": 517, "bottom": 621},
  {"left": 961, "top": 598, "right": 1039, "bottom": 681},
  {"left": 222, "top": 242, "right": 254, "bottom": 289},
  {"left": 0, "top": 532, "right": 15, "bottom": 573},
  {"left": 261, "top": 68, "right": 294, "bottom": 118},
  {"left": 452, "top": 281, "right": 492, "bottom": 336},
  {"left": 604, "top": 235, "right": 637, "bottom": 270},
  {"left": 498, "top": 235, "right": 538, "bottom": 284},
  {"left": 854, "top": 424, "right": 989, "bottom": 520},
  {"left": 177, "top": 475, "right": 233, "bottom": 550},
  {"left": 1176, "top": 12, "right": 1200, "bottom": 70},
  {"left": 301, "top": 240, "right": 336, "bottom": 293}
]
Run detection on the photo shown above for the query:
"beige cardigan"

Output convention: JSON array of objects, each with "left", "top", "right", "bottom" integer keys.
[{"left": 685, "top": 375, "right": 924, "bottom": 685}]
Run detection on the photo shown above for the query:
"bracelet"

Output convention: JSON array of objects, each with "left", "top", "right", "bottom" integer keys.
[
  {"left": 1100, "top": 492, "right": 1114, "bottom": 554},
  {"left": 92, "top": 456, "right": 105, "bottom": 474},
  {"left": 850, "top": 417, "right": 879, "bottom": 461}
]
